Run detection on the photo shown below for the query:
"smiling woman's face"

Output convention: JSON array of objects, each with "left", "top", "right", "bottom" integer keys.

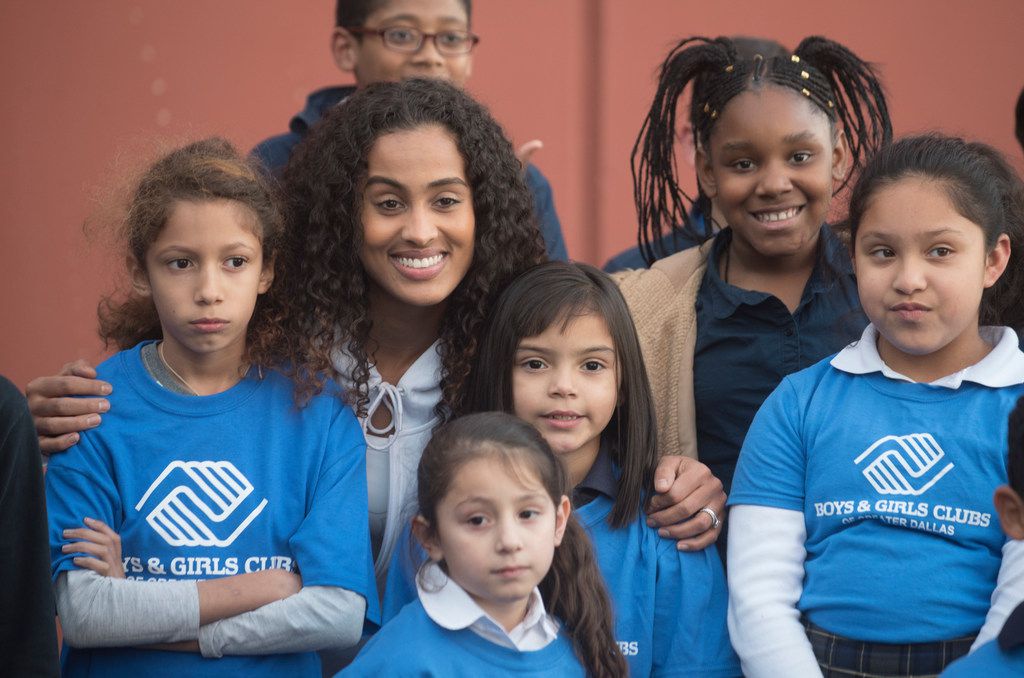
[{"left": 359, "top": 123, "right": 475, "bottom": 313}]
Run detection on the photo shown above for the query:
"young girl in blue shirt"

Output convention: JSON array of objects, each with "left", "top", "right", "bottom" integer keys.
[
  {"left": 343, "top": 411, "right": 625, "bottom": 677},
  {"left": 468, "top": 261, "right": 740, "bottom": 677},
  {"left": 45, "top": 138, "right": 376, "bottom": 677},
  {"left": 728, "top": 134, "right": 1024, "bottom": 677}
]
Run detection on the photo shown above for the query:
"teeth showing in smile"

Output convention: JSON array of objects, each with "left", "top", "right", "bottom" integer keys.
[
  {"left": 548, "top": 415, "right": 580, "bottom": 420},
  {"left": 755, "top": 207, "right": 800, "bottom": 223},
  {"left": 395, "top": 254, "right": 444, "bottom": 269}
]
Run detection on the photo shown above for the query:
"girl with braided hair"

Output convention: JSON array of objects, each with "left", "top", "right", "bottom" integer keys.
[{"left": 616, "top": 36, "right": 892, "bottom": 548}]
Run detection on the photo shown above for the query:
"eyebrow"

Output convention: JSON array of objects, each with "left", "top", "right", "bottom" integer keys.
[
  {"left": 456, "top": 492, "right": 546, "bottom": 507},
  {"left": 782, "top": 131, "right": 818, "bottom": 144},
  {"left": 859, "top": 228, "right": 962, "bottom": 240},
  {"left": 720, "top": 140, "right": 754, "bottom": 153},
  {"left": 720, "top": 132, "right": 818, "bottom": 153},
  {"left": 515, "top": 344, "right": 615, "bottom": 355},
  {"left": 364, "top": 176, "right": 468, "bottom": 190},
  {"left": 155, "top": 241, "right": 256, "bottom": 254},
  {"left": 376, "top": 13, "right": 467, "bottom": 26}
]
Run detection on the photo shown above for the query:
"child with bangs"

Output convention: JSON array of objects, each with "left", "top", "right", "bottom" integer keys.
[
  {"left": 467, "top": 261, "right": 740, "bottom": 676},
  {"left": 343, "top": 412, "right": 625, "bottom": 677}
]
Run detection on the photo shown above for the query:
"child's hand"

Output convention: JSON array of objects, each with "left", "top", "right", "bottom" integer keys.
[
  {"left": 27, "top": 359, "right": 111, "bottom": 455},
  {"left": 62, "top": 517, "right": 126, "bottom": 578},
  {"left": 516, "top": 139, "right": 543, "bottom": 170},
  {"left": 259, "top": 567, "right": 303, "bottom": 599},
  {"left": 646, "top": 456, "right": 726, "bottom": 551}
]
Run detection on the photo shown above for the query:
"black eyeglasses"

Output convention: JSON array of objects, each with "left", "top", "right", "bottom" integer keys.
[{"left": 347, "top": 26, "right": 480, "bottom": 55}]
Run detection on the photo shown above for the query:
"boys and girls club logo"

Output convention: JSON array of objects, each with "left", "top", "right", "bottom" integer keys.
[
  {"left": 854, "top": 433, "right": 954, "bottom": 496},
  {"left": 135, "top": 461, "right": 268, "bottom": 547}
]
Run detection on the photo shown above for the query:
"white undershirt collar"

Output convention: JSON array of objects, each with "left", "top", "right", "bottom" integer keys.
[
  {"left": 417, "top": 562, "right": 560, "bottom": 651},
  {"left": 831, "top": 324, "right": 1024, "bottom": 388}
]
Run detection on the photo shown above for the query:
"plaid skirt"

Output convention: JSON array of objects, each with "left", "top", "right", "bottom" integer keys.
[{"left": 803, "top": 620, "right": 976, "bottom": 678}]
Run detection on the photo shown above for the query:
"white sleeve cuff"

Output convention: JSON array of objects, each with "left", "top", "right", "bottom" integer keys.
[
  {"left": 727, "top": 504, "right": 822, "bottom": 678},
  {"left": 56, "top": 569, "right": 199, "bottom": 647}
]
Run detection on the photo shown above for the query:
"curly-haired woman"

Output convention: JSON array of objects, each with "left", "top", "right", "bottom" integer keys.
[
  {"left": 29, "top": 80, "right": 725, "bottom": 590},
  {"left": 271, "top": 77, "right": 549, "bottom": 579}
]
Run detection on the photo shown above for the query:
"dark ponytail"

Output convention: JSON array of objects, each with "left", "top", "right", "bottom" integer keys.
[
  {"left": 633, "top": 34, "right": 892, "bottom": 265},
  {"left": 792, "top": 36, "right": 891, "bottom": 195},
  {"left": 540, "top": 518, "right": 625, "bottom": 678},
  {"left": 848, "top": 133, "right": 1024, "bottom": 333},
  {"left": 417, "top": 413, "right": 627, "bottom": 677},
  {"left": 632, "top": 37, "right": 737, "bottom": 262}
]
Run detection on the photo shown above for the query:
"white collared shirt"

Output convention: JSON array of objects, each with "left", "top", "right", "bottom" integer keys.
[
  {"left": 416, "top": 562, "right": 560, "bottom": 651},
  {"left": 831, "top": 324, "right": 1024, "bottom": 388}
]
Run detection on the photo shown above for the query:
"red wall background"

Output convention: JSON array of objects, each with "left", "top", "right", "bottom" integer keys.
[{"left": 3, "top": 1, "right": 1023, "bottom": 389}]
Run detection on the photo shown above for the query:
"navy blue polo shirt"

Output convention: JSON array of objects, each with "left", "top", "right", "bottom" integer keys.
[
  {"left": 603, "top": 212, "right": 709, "bottom": 273},
  {"left": 693, "top": 226, "right": 866, "bottom": 496},
  {"left": 571, "top": 439, "right": 618, "bottom": 508}
]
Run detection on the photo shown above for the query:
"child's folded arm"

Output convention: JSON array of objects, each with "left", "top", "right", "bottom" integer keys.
[
  {"left": 56, "top": 564, "right": 305, "bottom": 648},
  {"left": 972, "top": 537, "right": 1024, "bottom": 649},
  {"left": 197, "top": 585, "right": 366, "bottom": 658},
  {"left": 55, "top": 569, "right": 200, "bottom": 647},
  {"left": 727, "top": 504, "right": 822, "bottom": 678}
]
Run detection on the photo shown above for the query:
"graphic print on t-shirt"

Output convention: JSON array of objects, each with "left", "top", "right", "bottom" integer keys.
[
  {"left": 135, "top": 461, "right": 269, "bottom": 547},
  {"left": 854, "top": 433, "right": 954, "bottom": 496}
]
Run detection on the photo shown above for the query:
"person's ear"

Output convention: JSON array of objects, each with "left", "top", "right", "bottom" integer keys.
[
  {"left": 412, "top": 515, "right": 444, "bottom": 562},
  {"left": 258, "top": 257, "right": 275, "bottom": 294},
  {"left": 831, "top": 129, "right": 850, "bottom": 185},
  {"left": 695, "top": 147, "right": 717, "bottom": 199},
  {"left": 994, "top": 484, "right": 1024, "bottom": 541},
  {"left": 984, "top": 233, "right": 1012, "bottom": 288},
  {"left": 331, "top": 26, "right": 359, "bottom": 73},
  {"left": 128, "top": 255, "right": 151, "bottom": 296},
  {"left": 552, "top": 495, "right": 571, "bottom": 547}
]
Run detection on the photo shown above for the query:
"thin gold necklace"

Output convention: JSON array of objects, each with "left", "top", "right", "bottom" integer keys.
[{"left": 157, "top": 342, "right": 199, "bottom": 396}]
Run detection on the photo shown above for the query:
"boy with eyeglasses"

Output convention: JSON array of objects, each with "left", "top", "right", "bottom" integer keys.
[{"left": 253, "top": 0, "right": 568, "bottom": 261}]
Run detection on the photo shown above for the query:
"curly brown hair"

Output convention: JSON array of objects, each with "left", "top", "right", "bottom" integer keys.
[
  {"left": 272, "top": 78, "right": 546, "bottom": 416},
  {"left": 98, "top": 137, "right": 293, "bottom": 383}
]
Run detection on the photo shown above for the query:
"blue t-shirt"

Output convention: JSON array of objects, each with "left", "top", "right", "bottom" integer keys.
[
  {"left": 379, "top": 465, "right": 741, "bottom": 676},
  {"left": 46, "top": 342, "right": 378, "bottom": 677},
  {"left": 942, "top": 600, "right": 1024, "bottom": 676},
  {"left": 340, "top": 598, "right": 584, "bottom": 677},
  {"left": 729, "top": 356, "right": 1022, "bottom": 642},
  {"left": 941, "top": 639, "right": 1024, "bottom": 677},
  {"left": 576, "top": 495, "right": 740, "bottom": 677}
]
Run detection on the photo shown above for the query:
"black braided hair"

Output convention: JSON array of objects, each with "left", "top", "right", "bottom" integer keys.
[
  {"left": 1016, "top": 85, "right": 1024, "bottom": 154},
  {"left": 633, "top": 35, "right": 892, "bottom": 265}
]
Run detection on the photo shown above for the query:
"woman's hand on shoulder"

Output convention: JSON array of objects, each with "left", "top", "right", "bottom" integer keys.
[
  {"left": 646, "top": 455, "right": 726, "bottom": 550},
  {"left": 26, "top": 359, "right": 111, "bottom": 455},
  {"left": 62, "top": 517, "right": 125, "bottom": 578}
]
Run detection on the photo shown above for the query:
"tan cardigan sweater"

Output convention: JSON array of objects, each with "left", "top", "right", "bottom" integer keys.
[{"left": 614, "top": 239, "right": 715, "bottom": 460}]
